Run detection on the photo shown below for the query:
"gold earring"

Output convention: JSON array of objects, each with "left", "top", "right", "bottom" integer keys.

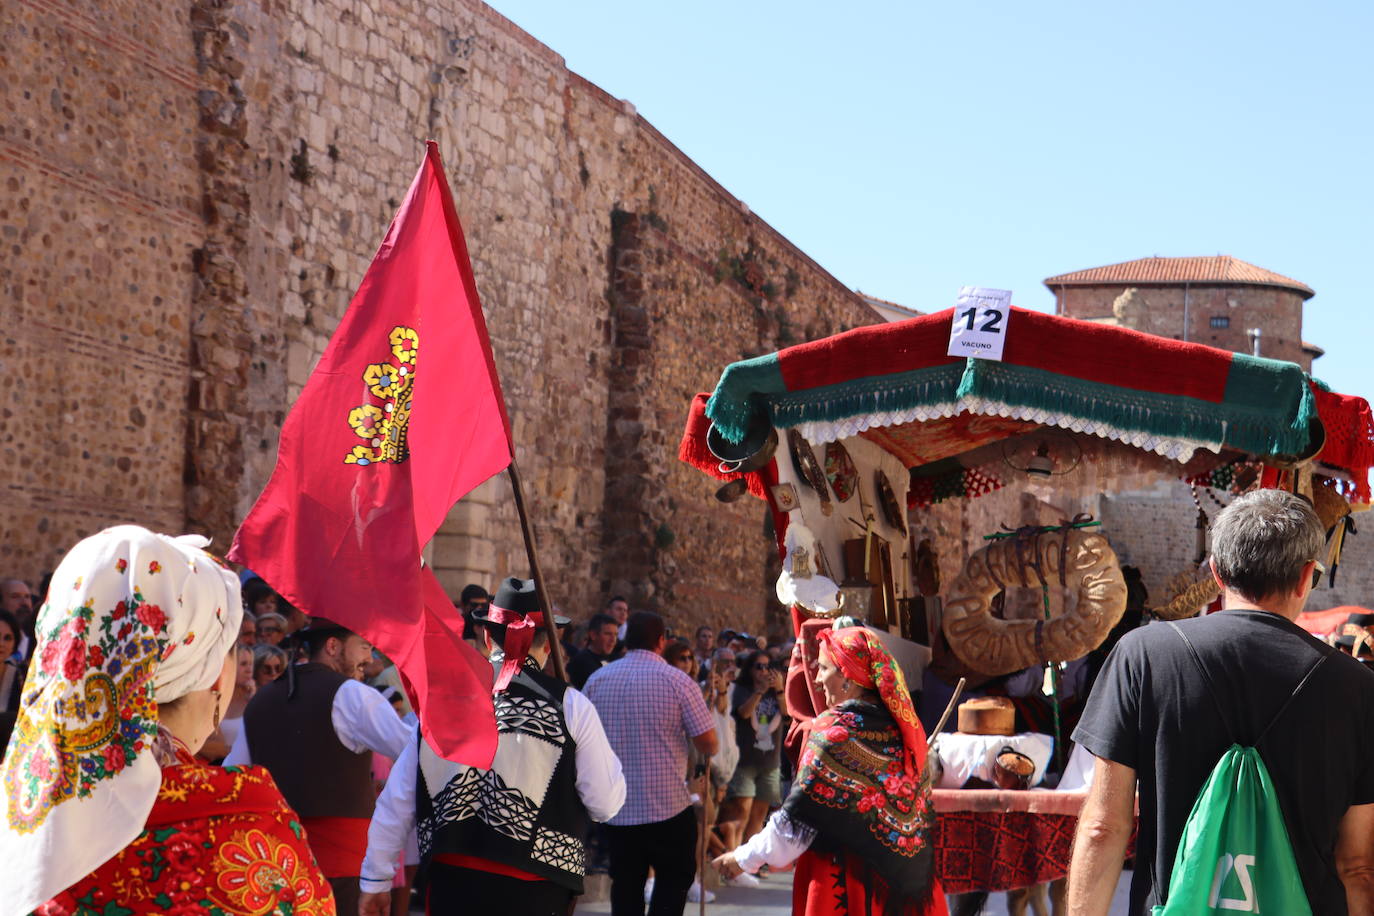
[{"left": 211, "top": 687, "right": 222, "bottom": 730}]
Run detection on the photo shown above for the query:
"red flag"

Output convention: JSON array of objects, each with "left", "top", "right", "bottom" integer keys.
[{"left": 229, "top": 142, "right": 508, "bottom": 766}]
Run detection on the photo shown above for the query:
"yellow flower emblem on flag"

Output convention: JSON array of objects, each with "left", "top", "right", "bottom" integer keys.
[
  {"left": 363, "top": 363, "right": 402, "bottom": 399},
  {"left": 345, "top": 325, "right": 417, "bottom": 466},
  {"left": 348, "top": 405, "right": 385, "bottom": 438},
  {"left": 390, "top": 326, "right": 419, "bottom": 364}
]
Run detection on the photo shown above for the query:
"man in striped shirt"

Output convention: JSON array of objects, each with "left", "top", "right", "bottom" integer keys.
[{"left": 585, "top": 611, "right": 718, "bottom": 916}]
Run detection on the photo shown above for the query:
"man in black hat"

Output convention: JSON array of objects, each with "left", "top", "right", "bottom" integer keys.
[
  {"left": 360, "top": 577, "right": 626, "bottom": 916},
  {"left": 458, "top": 583, "right": 492, "bottom": 657},
  {"left": 227, "top": 616, "right": 412, "bottom": 914}
]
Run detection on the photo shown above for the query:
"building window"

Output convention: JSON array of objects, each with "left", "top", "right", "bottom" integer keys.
[{"left": 1210, "top": 315, "right": 1230, "bottom": 329}]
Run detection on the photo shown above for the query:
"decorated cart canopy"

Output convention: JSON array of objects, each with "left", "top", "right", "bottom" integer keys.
[
  {"left": 679, "top": 305, "right": 1374, "bottom": 680},
  {"left": 689, "top": 307, "right": 1373, "bottom": 489}
]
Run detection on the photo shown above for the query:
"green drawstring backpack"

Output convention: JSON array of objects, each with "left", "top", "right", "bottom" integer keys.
[{"left": 1152, "top": 622, "right": 1330, "bottom": 915}]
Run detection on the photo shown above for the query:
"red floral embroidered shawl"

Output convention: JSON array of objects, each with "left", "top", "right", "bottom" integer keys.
[
  {"left": 778, "top": 627, "right": 944, "bottom": 915},
  {"left": 34, "top": 748, "right": 334, "bottom": 916}
]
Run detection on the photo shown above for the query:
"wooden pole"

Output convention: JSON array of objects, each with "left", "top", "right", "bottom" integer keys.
[
  {"left": 507, "top": 459, "right": 568, "bottom": 682},
  {"left": 699, "top": 755, "right": 712, "bottom": 916},
  {"left": 928, "top": 677, "right": 966, "bottom": 748}
]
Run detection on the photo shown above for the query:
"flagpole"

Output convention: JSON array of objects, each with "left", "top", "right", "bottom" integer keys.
[{"left": 506, "top": 458, "right": 568, "bottom": 682}]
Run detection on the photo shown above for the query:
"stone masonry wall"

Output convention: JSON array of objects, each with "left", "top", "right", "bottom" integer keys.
[
  {"left": 607, "top": 206, "right": 870, "bottom": 637},
  {"left": 1, "top": 0, "right": 877, "bottom": 633},
  {"left": 1, "top": 0, "right": 203, "bottom": 577},
  {"left": 1098, "top": 480, "right": 1374, "bottom": 614},
  {"left": 1055, "top": 283, "right": 1311, "bottom": 370}
]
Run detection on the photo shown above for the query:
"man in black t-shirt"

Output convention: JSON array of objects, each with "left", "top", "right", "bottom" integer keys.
[
  {"left": 1068, "top": 489, "right": 1374, "bottom": 915},
  {"left": 568, "top": 613, "right": 620, "bottom": 689}
]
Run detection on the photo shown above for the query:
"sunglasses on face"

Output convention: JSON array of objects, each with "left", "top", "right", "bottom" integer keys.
[
  {"left": 1311, "top": 560, "right": 1327, "bottom": 590},
  {"left": 752, "top": 663, "right": 770, "bottom": 670}
]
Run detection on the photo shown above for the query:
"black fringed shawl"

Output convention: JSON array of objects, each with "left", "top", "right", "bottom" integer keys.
[{"left": 781, "top": 699, "right": 937, "bottom": 912}]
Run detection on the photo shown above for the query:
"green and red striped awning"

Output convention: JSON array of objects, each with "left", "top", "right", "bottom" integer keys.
[
  {"left": 682, "top": 307, "right": 1374, "bottom": 499},
  {"left": 703, "top": 307, "right": 1317, "bottom": 461}
]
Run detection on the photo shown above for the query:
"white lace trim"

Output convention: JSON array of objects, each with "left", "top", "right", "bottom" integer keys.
[{"left": 792, "top": 398, "right": 1219, "bottom": 461}]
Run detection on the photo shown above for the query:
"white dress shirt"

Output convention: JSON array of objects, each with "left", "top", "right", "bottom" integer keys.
[
  {"left": 224, "top": 676, "right": 412, "bottom": 766},
  {"left": 359, "top": 685, "right": 626, "bottom": 893},
  {"left": 733, "top": 809, "right": 816, "bottom": 873}
]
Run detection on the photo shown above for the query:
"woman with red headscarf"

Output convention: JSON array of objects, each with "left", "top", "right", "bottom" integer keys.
[{"left": 713, "top": 626, "right": 947, "bottom": 916}]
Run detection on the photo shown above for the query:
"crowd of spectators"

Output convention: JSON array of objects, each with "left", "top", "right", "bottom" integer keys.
[
  {"left": 195, "top": 574, "right": 802, "bottom": 911},
  {"left": 0, "top": 563, "right": 798, "bottom": 914}
]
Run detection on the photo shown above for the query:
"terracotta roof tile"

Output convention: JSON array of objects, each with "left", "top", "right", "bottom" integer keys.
[
  {"left": 1043, "top": 256, "right": 1314, "bottom": 299},
  {"left": 859, "top": 291, "right": 922, "bottom": 316}
]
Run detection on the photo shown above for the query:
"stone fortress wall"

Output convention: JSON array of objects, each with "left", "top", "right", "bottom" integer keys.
[{"left": 1, "top": 0, "right": 877, "bottom": 635}]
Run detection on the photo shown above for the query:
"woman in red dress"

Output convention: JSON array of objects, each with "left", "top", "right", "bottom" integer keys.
[
  {"left": 0, "top": 525, "right": 333, "bottom": 916},
  {"left": 714, "top": 626, "right": 948, "bottom": 916}
]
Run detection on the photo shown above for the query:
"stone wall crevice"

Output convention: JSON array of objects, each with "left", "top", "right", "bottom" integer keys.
[
  {"left": 600, "top": 210, "right": 661, "bottom": 604},
  {"left": 185, "top": 0, "right": 256, "bottom": 540}
]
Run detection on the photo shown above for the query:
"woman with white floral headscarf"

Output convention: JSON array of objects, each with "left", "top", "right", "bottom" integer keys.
[{"left": 0, "top": 525, "right": 334, "bottom": 916}]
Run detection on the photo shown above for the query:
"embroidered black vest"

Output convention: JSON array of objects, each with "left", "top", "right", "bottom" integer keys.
[{"left": 416, "top": 661, "right": 589, "bottom": 892}]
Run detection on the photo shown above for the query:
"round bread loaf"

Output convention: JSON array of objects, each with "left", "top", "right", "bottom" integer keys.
[{"left": 957, "top": 696, "right": 1015, "bottom": 736}]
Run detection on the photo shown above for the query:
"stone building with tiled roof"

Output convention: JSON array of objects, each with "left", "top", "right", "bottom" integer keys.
[{"left": 1044, "top": 255, "right": 1321, "bottom": 370}]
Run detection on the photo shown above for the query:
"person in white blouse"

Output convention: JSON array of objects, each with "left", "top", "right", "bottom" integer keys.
[{"left": 360, "top": 576, "right": 625, "bottom": 916}]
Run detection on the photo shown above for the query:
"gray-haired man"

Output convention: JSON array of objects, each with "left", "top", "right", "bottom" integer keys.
[{"left": 1068, "top": 488, "right": 1374, "bottom": 915}]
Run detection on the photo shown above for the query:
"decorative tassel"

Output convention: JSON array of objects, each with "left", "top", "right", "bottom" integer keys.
[
  {"left": 1330, "top": 515, "right": 1352, "bottom": 586},
  {"left": 1190, "top": 486, "right": 1209, "bottom": 564},
  {"left": 1194, "top": 510, "right": 1208, "bottom": 565}
]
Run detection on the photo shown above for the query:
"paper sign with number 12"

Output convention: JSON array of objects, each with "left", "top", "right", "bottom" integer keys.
[{"left": 947, "top": 286, "right": 1012, "bottom": 361}]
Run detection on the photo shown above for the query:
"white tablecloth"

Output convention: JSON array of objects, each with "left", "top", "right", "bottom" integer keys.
[{"left": 930, "top": 731, "right": 1054, "bottom": 789}]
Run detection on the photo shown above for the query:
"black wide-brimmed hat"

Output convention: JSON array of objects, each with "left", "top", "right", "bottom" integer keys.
[{"left": 476, "top": 577, "right": 570, "bottom": 626}]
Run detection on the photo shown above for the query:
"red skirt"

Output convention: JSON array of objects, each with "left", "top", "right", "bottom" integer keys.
[{"left": 793, "top": 848, "right": 948, "bottom": 916}]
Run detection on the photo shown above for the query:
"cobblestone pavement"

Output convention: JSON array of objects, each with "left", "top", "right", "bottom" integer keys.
[
  {"left": 575, "top": 870, "right": 793, "bottom": 915},
  {"left": 575, "top": 869, "right": 1134, "bottom": 915}
]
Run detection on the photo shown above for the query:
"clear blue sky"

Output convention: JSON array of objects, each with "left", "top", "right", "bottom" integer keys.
[{"left": 491, "top": 0, "right": 1373, "bottom": 398}]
